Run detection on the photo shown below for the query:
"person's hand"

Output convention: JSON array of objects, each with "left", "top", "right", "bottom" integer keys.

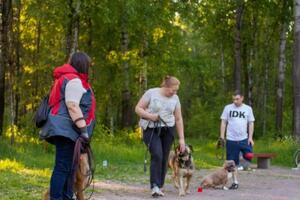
[
  {"left": 217, "top": 137, "right": 225, "bottom": 148},
  {"left": 248, "top": 138, "right": 254, "bottom": 146},
  {"left": 78, "top": 134, "right": 90, "bottom": 153},
  {"left": 80, "top": 127, "right": 89, "bottom": 138},
  {"left": 79, "top": 127, "right": 90, "bottom": 146},
  {"left": 179, "top": 138, "right": 185, "bottom": 152},
  {"left": 79, "top": 134, "right": 90, "bottom": 143},
  {"left": 149, "top": 113, "right": 159, "bottom": 122}
]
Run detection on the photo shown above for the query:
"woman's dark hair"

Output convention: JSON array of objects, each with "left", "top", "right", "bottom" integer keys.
[{"left": 69, "top": 52, "right": 91, "bottom": 74}]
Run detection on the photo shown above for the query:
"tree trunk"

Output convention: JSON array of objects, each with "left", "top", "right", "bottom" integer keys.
[
  {"left": 71, "top": 0, "right": 80, "bottom": 53},
  {"left": 140, "top": 34, "right": 148, "bottom": 95},
  {"left": 247, "top": 48, "right": 254, "bottom": 107},
  {"left": 14, "top": 0, "right": 21, "bottom": 126},
  {"left": 121, "top": 23, "right": 132, "bottom": 128},
  {"left": 276, "top": 22, "right": 287, "bottom": 134},
  {"left": 9, "top": 60, "right": 15, "bottom": 145},
  {"left": 220, "top": 42, "right": 225, "bottom": 92},
  {"left": 262, "top": 55, "right": 269, "bottom": 137},
  {"left": 247, "top": 10, "right": 257, "bottom": 107},
  {"left": 0, "top": 0, "right": 12, "bottom": 135},
  {"left": 86, "top": 14, "right": 94, "bottom": 82},
  {"left": 8, "top": 0, "right": 16, "bottom": 144},
  {"left": 0, "top": 3, "right": 3, "bottom": 136},
  {"left": 66, "top": 0, "right": 74, "bottom": 60},
  {"left": 33, "top": 21, "right": 41, "bottom": 100},
  {"left": 261, "top": 34, "right": 272, "bottom": 137},
  {"left": 234, "top": 1, "right": 244, "bottom": 91},
  {"left": 293, "top": 0, "right": 300, "bottom": 140},
  {"left": 66, "top": 0, "right": 80, "bottom": 60}
]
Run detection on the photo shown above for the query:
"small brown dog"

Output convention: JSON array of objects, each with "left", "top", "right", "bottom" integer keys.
[
  {"left": 168, "top": 145, "right": 194, "bottom": 196},
  {"left": 200, "top": 160, "right": 237, "bottom": 190},
  {"left": 43, "top": 153, "right": 90, "bottom": 200}
]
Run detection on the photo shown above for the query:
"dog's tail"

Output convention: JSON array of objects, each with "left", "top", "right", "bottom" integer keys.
[{"left": 168, "top": 151, "right": 175, "bottom": 168}]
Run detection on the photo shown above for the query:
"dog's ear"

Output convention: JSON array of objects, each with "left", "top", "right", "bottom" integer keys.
[
  {"left": 224, "top": 160, "right": 230, "bottom": 167},
  {"left": 227, "top": 160, "right": 235, "bottom": 166},
  {"left": 188, "top": 144, "right": 194, "bottom": 152}
]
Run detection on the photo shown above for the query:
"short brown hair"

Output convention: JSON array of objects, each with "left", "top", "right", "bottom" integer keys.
[
  {"left": 160, "top": 75, "right": 180, "bottom": 87},
  {"left": 233, "top": 90, "right": 244, "bottom": 96}
]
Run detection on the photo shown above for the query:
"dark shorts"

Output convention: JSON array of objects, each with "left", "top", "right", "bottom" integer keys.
[{"left": 226, "top": 139, "right": 253, "bottom": 165}]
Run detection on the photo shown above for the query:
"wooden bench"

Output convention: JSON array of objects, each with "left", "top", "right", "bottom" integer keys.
[{"left": 253, "top": 153, "right": 277, "bottom": 169}]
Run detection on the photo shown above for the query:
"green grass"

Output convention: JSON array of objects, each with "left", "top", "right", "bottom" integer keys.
[
  {"left": 253, "top": 137, "right": 299, "bottom": 167},
  {"left": 0, "top": 134, "right": 299, "bottom": 199},
  {"left": 0, "top": 140, "right": 52, "bottom": 199}
]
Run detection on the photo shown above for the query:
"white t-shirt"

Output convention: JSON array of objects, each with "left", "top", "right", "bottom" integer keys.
[
  {"left": 65, "top": 78, "right": 87, "bottom": 104},
  {"left": 139, "top": 88, "right": 181, "bottom": 129},
  {"left": 220, "top": 103, "right": 255, "bottom": 141}
]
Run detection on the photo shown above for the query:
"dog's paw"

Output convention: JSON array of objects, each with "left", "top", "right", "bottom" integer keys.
[
  {"left": 185, "top": 189, "right": 191, "bottom": 194},
  {"left": 179, "top": 191, "right": 186, "bottom": 196},
  {"left": 229, "top": 183, "right": 239, "bottom": 190},
  {"left": 222, "top": 186, "right": 229, "bottom": 190}
]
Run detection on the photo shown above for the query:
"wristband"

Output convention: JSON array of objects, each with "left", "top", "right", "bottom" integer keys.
[{"left": 74, "top": 117, "right": 85, "bottom": 124}]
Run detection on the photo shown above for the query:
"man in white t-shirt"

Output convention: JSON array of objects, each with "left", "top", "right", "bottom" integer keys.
[{"left": 219, "top": 90, "right": 255, "bottom": 189}]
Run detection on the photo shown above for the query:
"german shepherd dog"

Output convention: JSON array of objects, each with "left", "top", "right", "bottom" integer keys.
[
  {"left": 43, "top": 153, "right": 90, "bottom": 200},
  {"left": 168, "top": 145, "right": 194, "bottom": 196}
]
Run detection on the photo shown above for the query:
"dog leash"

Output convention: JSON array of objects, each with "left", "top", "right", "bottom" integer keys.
[
  {"left": 143, "top": 117, "right": 176, "bottom": 173},
  {"left": 75, "top": 146, "right": 95, "bottom": 200},
  {"left": 71, "top": 137, "right": 96, "bottom": 200}
]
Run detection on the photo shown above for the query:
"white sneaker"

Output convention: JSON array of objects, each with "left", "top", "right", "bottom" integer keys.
[
  {"left": 237, "top": 166, "right": 244, "bottom": 171},
  {"left": 157, "top": 189, "right": 164, "bottom": 196},
  {"left": 152, "top": 186, "right": 164, "bottom": 197}
]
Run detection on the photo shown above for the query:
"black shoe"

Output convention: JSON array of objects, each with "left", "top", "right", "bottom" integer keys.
[{"left": 229, "top": 183, "right": 239, "bottom": 190}]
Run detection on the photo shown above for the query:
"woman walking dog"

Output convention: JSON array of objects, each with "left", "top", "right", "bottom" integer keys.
[{"left": 135, "top": 75, "right": 186, "bottom": 197}]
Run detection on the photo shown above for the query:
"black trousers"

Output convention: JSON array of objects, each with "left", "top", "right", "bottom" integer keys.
[{"left": 143, "top": 126, "right": 175, "bottom": 189}]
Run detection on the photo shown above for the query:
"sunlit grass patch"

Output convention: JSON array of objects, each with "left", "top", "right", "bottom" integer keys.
[
  {"left": 0, "top": 170, "right": 49, "bottom": 200},
  {"left": 0, "top": 159, "right": 51, "bottom": 178},
  {"left": 0, "top": 159, "right": 50, "bottom": 200}
]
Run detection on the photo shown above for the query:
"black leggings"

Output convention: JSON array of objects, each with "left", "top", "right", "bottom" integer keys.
[{"left": 143, "top": 126, "right": 175, "bottom": 189}]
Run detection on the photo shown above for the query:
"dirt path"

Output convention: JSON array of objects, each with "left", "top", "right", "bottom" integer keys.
[{"left": 89, "top": 166, "right": 300, "bottom": 200}]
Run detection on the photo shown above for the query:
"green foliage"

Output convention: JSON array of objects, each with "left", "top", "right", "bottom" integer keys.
[
  {"left": 186, "top": 100, "right": 220, "bottom": 139},
  {"left": 2, "top": 0, "right": 296, "bottom": 141},
  {"left": 1, "top": 0, "right": 299, "bottom": 198}
]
